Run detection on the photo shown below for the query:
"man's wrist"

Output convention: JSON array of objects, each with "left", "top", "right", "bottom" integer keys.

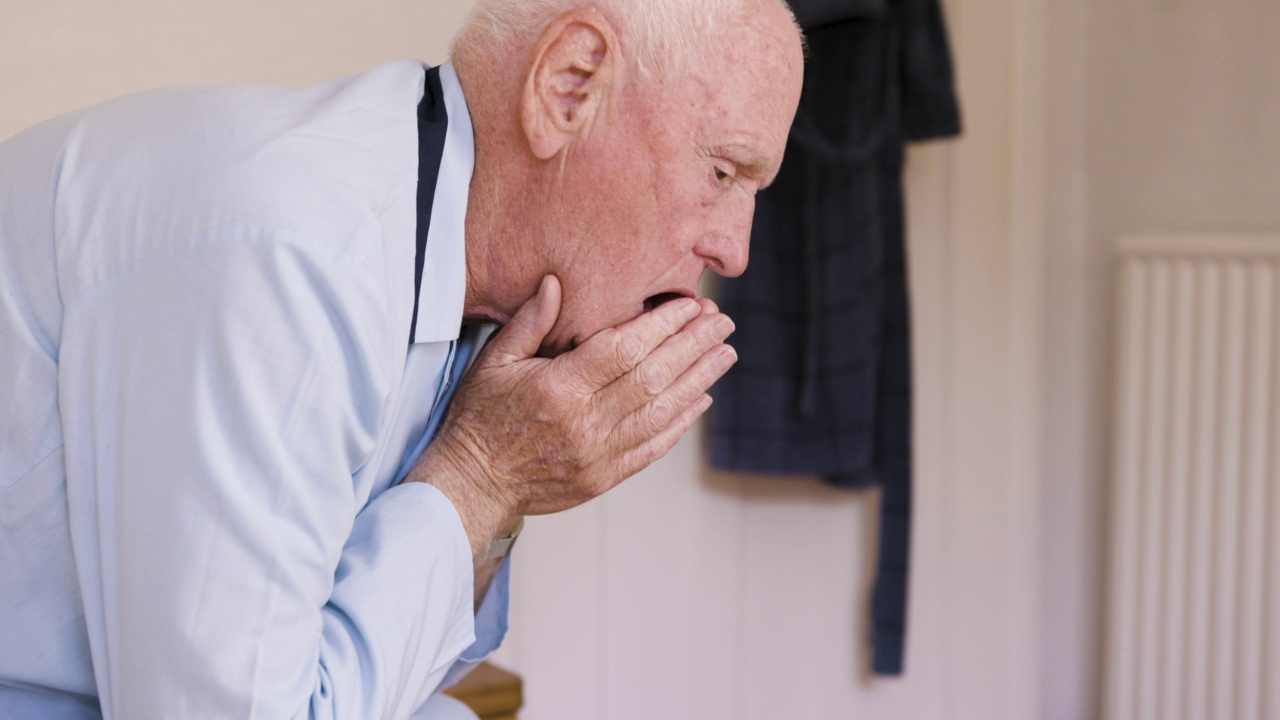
[
  {"left": 408, "top": 437, "right": 516, "bottom": 560},
  {"left": 480, "top": 516, "right": 523, "bottom": 562}
]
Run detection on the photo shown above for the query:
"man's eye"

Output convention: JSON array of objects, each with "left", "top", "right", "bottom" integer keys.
[{"left": 714, "top": 167, "right": 733, "bottom": 183}]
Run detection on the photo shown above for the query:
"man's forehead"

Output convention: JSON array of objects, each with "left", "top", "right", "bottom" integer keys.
[
  {"left": 696, "top": 73, "right": 794, "bottom": 155},
  {"left": 640, "top": 15, "right": 801, "bottom": 173}
]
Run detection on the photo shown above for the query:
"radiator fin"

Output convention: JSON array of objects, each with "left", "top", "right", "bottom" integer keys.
[{"left": 1105, "top": 237, "right": 1280, "bottom": 720}]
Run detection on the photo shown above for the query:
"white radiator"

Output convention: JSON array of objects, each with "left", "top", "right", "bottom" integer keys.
[{"left": 1105, "top": 236, "right": 1280, "bottom": 720}]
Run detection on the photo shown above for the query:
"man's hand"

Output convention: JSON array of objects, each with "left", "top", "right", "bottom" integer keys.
[{"left": 406, "top": 275, "right": 736, "bottom": 558}]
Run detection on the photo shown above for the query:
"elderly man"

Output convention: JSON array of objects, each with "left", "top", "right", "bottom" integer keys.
[{"left": 0, "top": 0, "right": 803, "bottom": 717}]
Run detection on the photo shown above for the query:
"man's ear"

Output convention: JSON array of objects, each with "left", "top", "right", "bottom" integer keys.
[{"left": 521, "top": 10, "right": 619, "bottom": 161}]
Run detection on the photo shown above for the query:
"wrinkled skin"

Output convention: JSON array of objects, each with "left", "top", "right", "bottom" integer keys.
[
  {"left": 409, "top": 1, "right": 805, "bottom": 558},
  {"left": 420, "top": 278, "right": 733, "bottom": 531}
]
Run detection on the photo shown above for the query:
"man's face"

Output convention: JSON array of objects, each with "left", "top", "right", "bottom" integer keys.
[{"left": 536, "top": 21, "right": 804, "bottom": 354}]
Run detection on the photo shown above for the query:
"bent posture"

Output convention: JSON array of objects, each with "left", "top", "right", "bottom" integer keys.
[{"left": 0, "top": 0, "right": 803, "bottom": 716}]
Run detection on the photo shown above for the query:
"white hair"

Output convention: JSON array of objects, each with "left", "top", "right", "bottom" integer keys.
[{"left": 451, "top": 0, "right": 794, "bottom": 79}]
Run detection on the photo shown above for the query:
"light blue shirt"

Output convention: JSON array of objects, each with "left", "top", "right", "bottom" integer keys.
[{"left": 0, "top": 60, "right": 508, "bottom": 718}]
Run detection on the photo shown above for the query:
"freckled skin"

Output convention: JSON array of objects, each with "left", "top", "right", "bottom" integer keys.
[
  {"left": 415, "top": 4, "right": 805, "bottom": 568},
  {"left": 458, "top": 0, "right": 805, "bottom": 354}
]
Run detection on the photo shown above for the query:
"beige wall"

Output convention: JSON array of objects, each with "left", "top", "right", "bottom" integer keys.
[
  {"left": 0, "top": 0, "right": 470, "bottom": 142},
  {"left": 1088, "top": 0, "right": 1280, "bottom": 235},
  {"left": 1039, "top": 1, "right": 1280, "bottom": 717}
]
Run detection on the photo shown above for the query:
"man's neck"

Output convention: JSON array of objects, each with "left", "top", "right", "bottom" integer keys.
[
  {"left": 455, "top": 61, "right": 548, "bottom": 328},
  {"left": 461, "top": 149, "right": 542, "bottom": 327}
]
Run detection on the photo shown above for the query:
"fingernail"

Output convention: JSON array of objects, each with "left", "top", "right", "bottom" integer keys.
[
  {"left": 714, "top": 316, "right": 735, "bottom": 337},
  {"left": 537, "top": 275, "right": 556, "bottom": 311},
  {"left": 718, "top": 345, "right": 738, "bottom": 369},
  {"left": 676, "top": 298, "right": 700, "bottom": 318}
]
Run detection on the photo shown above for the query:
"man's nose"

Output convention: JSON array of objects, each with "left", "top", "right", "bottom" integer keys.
[{"left": 696, "top": 205, "right": 753, "bottom": 278}]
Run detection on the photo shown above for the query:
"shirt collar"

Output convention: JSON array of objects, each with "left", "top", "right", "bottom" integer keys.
[{"left": 413, "top": 60, "right": 475, "bottom": 344}]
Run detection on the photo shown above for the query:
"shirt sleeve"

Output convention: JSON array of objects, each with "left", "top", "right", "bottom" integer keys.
[
  {"left": 57, "top": 226, "right": 476, "bottom": 719},
  {"left": 436, "top": 557, "right": 512, "bottom": 692}
]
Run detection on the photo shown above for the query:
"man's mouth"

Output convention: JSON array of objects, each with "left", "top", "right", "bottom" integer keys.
[{"left": 642, "top": 291, "right": 692, "bottom": 313}]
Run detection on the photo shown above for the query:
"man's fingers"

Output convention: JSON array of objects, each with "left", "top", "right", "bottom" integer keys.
[
  {"left": 487, "top": 275, "right": 561, "bottom": 364},
  {"left": 611, "top": 341, "right": 736, "bottom": 444},
  {"left": 568, "top": 297, "right": 702, "bottom": 384},
  {"left": 597, "top": 311, "right": 735, "bottom": 412},
  {"left": 612, "top": 393, "right": 714, "bottom": 483}
]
